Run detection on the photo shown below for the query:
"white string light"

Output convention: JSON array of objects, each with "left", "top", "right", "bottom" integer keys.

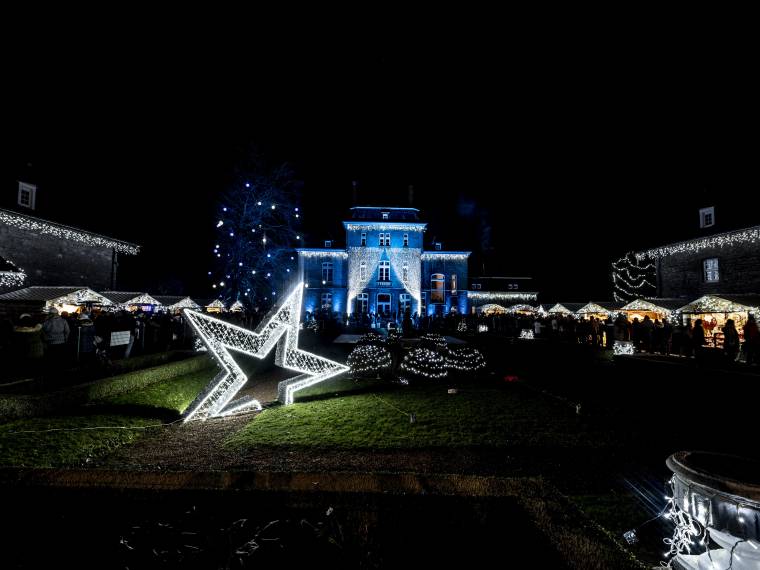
[
  {"left": 389, "top": 248, "right": 421, "bottom": 312},
  {"left": 637, "top": 226, "right": 760, "bottom": 260},
  {"left": 577, "top": 303, "right": 617, "bottom": 317},
  {"left": 468, "top": 291, "right": 538, "bottom": 302},
  {"left": 420, "top": 333, "right": 448, "bottom": 351},
  {"left": 183, "top": 282, "right": 348, "bottom": 421},
  {"left": 347, "top": 344, "right": 392, "bottom": 375},
  {"left": 0, "top": 270, "right": 25, "bottom": 289},
  {"left": 399, "top": 347, "right": 448, "bottom": 379},
  {"left": 1, "top": 208, "right": 139, "bottom": 255},
  {"left": 612, "top": 252, "right": 657, "bottom": 302},
  {"left": 420, "top": 252, "right": 470, "bottom": 261},
  {"left": 296, "top": 250, "right": 348, "bottom": 259},
  {"left": 344, "top": 223, "right": 426, "bottom": 232},
  {"left": 519, "top": 329, "right": 534, "bottom": 339},
  {"left": 445, "top": 346, "right": 486, "bottom": 372},
  {"left": 678, "top": 295, "right": 760, "bottom": 315},
  {"left": 613, "top": 340, "right": 635, "bottom": 355},
  {"left": 346, "top": 247, "right": 383, "bottom": 314},
  {"left": 620, "top": 299, "right": 679, "bottom": 321}
]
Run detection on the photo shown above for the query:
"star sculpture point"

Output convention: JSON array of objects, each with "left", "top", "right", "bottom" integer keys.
[{"left": 183, "top": 283, "right": 348, "bottom": 422}]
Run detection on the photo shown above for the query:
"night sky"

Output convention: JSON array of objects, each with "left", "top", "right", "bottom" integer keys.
[{"left": 5, "top": 27, "right": 757, "bottom": 301}]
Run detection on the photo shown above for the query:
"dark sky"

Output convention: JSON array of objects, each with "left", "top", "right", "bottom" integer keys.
[{"left": 5, "top": 24, "right": 757, "bottom": 301}]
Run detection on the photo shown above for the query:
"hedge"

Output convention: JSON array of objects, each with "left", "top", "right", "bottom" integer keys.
[{"left": 0, "top": 355, "right": 213, "bottom": 420}]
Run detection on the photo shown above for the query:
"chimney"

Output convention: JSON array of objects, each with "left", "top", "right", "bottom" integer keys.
[
  {"left": 408, "top": 184, "right": 414, "bottom": 207},
  {"left": 351, "top": 180, "right": 358, "bottom": 206}
]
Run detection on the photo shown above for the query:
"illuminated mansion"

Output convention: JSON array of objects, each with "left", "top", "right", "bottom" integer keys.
[{"left": 296, "top": 207, "right": 470, "bottom": 317}]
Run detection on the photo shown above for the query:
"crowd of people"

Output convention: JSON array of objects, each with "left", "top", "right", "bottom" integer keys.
[
  {"left": 309, "top": 307, "right": 760, "bottom": 367},
  {"left": 0, "top": 307, "right": 196, "bottom": 377}
]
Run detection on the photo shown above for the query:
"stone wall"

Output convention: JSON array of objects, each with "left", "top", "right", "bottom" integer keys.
[
  {"left": 657, "top": 240, "right": 760, "bottom": 297},
  {"left": 0, "top": 223, "right": 114, "bottom": 289}
]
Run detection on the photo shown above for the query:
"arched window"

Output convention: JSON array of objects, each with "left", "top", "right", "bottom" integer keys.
[{"left": 431, "top": 273, "right": 445, "bottom": 304}]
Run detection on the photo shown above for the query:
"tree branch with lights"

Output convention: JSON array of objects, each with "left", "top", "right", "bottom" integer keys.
[{"left": 209, "top": 152, "right": 302, "bottom": 309}]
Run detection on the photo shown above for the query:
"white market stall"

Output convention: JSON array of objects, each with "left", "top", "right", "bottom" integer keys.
[{"left": 677, "top": 294, "right": 760, "bottom": 347}]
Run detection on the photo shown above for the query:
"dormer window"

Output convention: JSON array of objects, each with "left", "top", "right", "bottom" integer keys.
[
  {"left": 382, "top": 211, "right": 389, "bottom": 220},
  {"left": 700, "top": 207, "right": 715, "bottom": 228},
  {"left": 360, "top": 232, "right": 367, "bottom": 247},
  {"left": 18, "top": 182, "right": 36, "bottom": 210},
  {"left": 403, "top": 233, "right": 409, "bottom": 247},
  {"left": 324, "top": 240, "right": 332, "bottom": 248}
]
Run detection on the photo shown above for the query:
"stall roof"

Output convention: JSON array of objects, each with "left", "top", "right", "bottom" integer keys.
[
  {"left": 679, "top": 294, "right": 760, "bottom": 314},
  {"left": 547, "top": 302, "right": 586, "bottom": 313},
  {"left": 0, "top": 286, "right": 112, "bottom": 305},
  {"left": 99, "top": 291, "right": 162, "bottom": 305},
  {"left": 621, "top": 298, "right": 687, "bottom": 312},
  {"left": 577, "top": 301, "right": 626, "bottom": 314},
  {"left": 153, "top": 295, "right": 200, "bottom": 309}
]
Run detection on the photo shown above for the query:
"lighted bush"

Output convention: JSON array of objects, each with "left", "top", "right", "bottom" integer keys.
[
  {"left": 420, "top": 333, "right": 448, "bottom": 352},
  {"left": 399, "top": 347, "right": 448, "bottom": 381},
  {"left": 347, "top": 344, "right": 392, "bottom": 378},
  {"left": 445, "top": 346, "right": 486, "bottom": 377},
  {"left": 356, "top": 332, "right": 387, "bottom": 347}
]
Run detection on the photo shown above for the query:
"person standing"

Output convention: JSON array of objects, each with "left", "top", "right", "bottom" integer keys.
[
  {"left": 743, "top": 315, "right": 759, "bottom": 365},
  {"left": 722, "top": 319, "right": 740, "bottom": 364},
  {"left": 42, "top": 307, "right": 70, "bottom": 372},
  {"left": 12, "top": 314, "right": 44, "bottom": 370},
  {"left": 692, "top": 319, "right": 706, "bottom": 362}
]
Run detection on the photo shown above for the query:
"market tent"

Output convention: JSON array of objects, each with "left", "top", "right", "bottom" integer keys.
[
  {"left": 479, "top": 303, "right": 508, "bottom": 315},
  {"left": 677, "top": 294, "right": 760, "bottom": 345},
  {"left": 99, "top": 291, "right": 163, "bottom": 311},
  {"left": 0, "top": 286, "right": 113, "bottom": 318},
  {"left": 508, "top": 304, "right": 537, "bottom": 314},
  {"left": 547, "top": 302, "right": 586, "bottom": 315},
  {"left": 576, "top": 301, "right": 626, "bottom": 319},
  {"left": 153, "top": 295, "right": 201, "bottom": 312},
  {"left": 205, "top": 299, "right": 226, "bottom": 313},
  {"left": 620, "top": 298, "right": 685, "bottom": 322}
]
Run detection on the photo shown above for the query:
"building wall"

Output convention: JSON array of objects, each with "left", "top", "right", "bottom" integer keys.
[
  {"left": 657, "top": 240, "right": 760, "bottom": 298},
  {"left": 345, "top": 228, "right": 425, "bottom": 249},
  {"left": 421, "top": 257, "right": 469, "bottom": 315},
  {"left": 0, "top": 224, "right": 115, "bottom": 289}
]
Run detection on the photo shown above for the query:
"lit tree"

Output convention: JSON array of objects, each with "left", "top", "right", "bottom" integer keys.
[
  {"left": 209, "top": 154, "right": 302, "bottom": 308},
  {"left": 612, "top": 252, "right": 656, "bottom": 302}
]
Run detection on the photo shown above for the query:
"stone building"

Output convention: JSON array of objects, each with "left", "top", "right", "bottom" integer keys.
[
  {"left": 297, "top": 206, "right": 470, "bottom": 318},
  {"left": 636, "top": 200, "right": 759, "bottom": 298},
  {"left": 1, "top": 180, "right": 139, "bottom": 292}
]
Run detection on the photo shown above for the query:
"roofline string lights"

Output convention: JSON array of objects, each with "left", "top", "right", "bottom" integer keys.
[
  {"left": 0, "top": 209, "right": 140, "bottom": 255},
  {"left": 468, "top": 291, "right": 538, "bottom": 302},
  {"left": 636, "top": 226, "right": 760, "bottom": 260},
  {"left": 183, "top": 282, "right": 348, "bottom": 421}
]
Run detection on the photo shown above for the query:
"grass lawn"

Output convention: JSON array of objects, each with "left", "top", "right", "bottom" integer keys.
[
  {"left": 226, "top": 382, "right": 622, "bottom": 450},
  {"left": 0, "top": 369, "right": 214, "bottom": 468}
]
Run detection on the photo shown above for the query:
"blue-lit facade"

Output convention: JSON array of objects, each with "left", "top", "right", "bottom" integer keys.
[{"left": 297, "top": 207, "right": 470, "bottom": 318}]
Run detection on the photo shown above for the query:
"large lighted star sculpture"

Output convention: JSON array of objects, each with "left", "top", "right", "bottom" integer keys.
[{"left": 183, "top": 283, "right": 348, "bottom": 422}]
